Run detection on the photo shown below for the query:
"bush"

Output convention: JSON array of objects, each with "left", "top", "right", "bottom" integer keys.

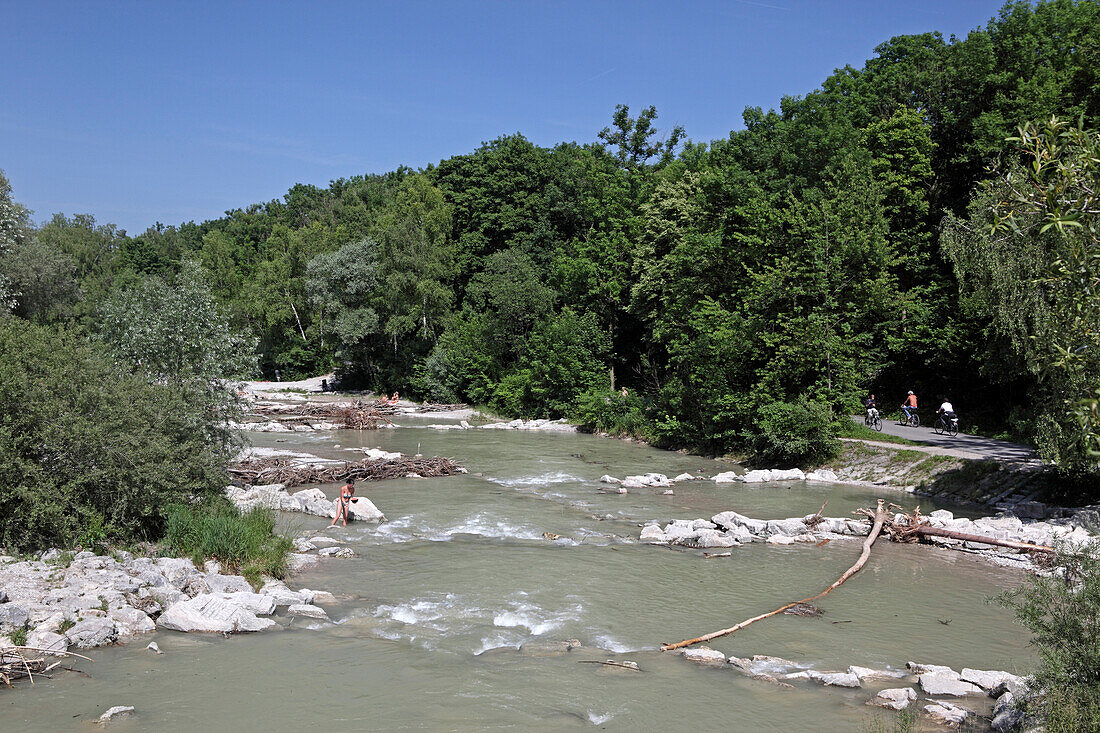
[
  {"left": 164, "top": 499, "right": 292, "bottom": 586},
  {"left": 999, "top": 541, "right": 1100, "bottom": 732},
  {"left": 573, "top": 390, "right": 650, "bottom": 439},
  {"left": 0, "top": 319, "right": 233, "bottom": 551},
  {"left": 747, "top": 398, "right": 840, "bottom": 466}
]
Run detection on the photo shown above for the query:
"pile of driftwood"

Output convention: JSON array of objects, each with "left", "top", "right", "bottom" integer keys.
[
  {"left": 1, "top": 646, "right": 89, "bottom": 688},
  {"left": 661, "top": 500, "right": 1058, "bottom": 651},
  {"left": 248, "top": 401, "right": 395, "bottom": 430},
  {"left": 227, "top": 455, "right": 464, "bottom": 487}
]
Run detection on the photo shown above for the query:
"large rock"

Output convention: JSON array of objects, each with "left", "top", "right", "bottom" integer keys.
[
  {"left": 205, "top": 574, "right": 253, "bottom": 594},
  {"left": 805, "top": 469, "right": 838, "bottom": 482},
  {"left": 694, "top": 529, "right": 740, "bottom": 548},
  {"left": 712, "top": 511, "right": 767, "bottom": 535},
  {"left": 924, "top": 700, "right": 971, "bottom": 726},
  {"left": 713, "top": 471, "right": 741, "bottom": 483},
  {"left": 639, "top": 525, "right": 668, "bottom": 543},
  {"left": 599, "top": 475, "right": 622, "bottom": 485},
  {"left": 662, "top": 523, "right": 699, "bottom": 543},
  {"left": 906, "top": 661, "right": 955, "bottom": 675},
  {"left": 621, "top": 473, "right": 670, "bottom": 488},
  {"left": 26, "top": 629, "right": 68, "bottom": 654},
  {"left": 992, "top": 676, "right": 1029, "bottom": 698},
  {"left": 869, "top": 687, "right": 916, "bottom": 710},
  {"left": 212, "top": 592, "right": 277, "bottom": 616},
  {"left": 807, "top": 670, "right": 861, "bottom": 688},
  {"left": 287, "top": 604, "right": 330, "bottom": 621},
  {"left": 960, "top": 668, "right": 1021, "bottom": 694},
  {"left": 765, "top": 518, "right": 808, "bottom": 536},
  {"left": 259, "top": 580, "right": 307, "bottom": 607},
  {"left": 109, "top": 606, "right": 155, "bottom": 636},
  {"left": 99, "top": 706, "right": 135, "bottom": 722},
  {"left": 0, "top": 603, "right": 29, "bottom": 631},
  {"left": 157, "top": 595, "right": 277, "bottom": 633},
  {"left": 66, "top": 618, "right": 119, "bottom": 648},
  {"left": 682, "top": 647, "right": 727, "bottom": 666},
  {"left": 992, "top": 691, "right": 1024, "bottom": 732},
  {"left": 919, "top": 671, "right": 983, "bottom": 696}
]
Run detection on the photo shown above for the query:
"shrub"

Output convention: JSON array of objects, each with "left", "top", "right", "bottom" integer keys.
[
  {"left": 999, "top": 541, "right": 1100, "bottom": 732},
  {"left": 747, "top": 398, "right": 840, "bottom": 466},
  {"left": 0, "top": 320, "right": 233, "bottom": 551},
  {"left": 573, "top": 390, "right": 650, "bottom": 439},
  {"left": 163, "top": 499, "right": 292, "bottom": 585}
]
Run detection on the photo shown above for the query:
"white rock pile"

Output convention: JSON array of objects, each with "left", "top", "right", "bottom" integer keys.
[{"left": 225, "top": 483, "right": 385, "bottom": 523}]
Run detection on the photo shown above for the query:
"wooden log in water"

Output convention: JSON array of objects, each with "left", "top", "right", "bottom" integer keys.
[{"left": 660, "top": 499, "right": 888, "bottom": 651}]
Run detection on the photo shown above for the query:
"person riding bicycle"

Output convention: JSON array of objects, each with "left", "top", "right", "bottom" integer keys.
[
  {"left": 937, "top": 399, "right": 956, "bottom": 422},
  {"left": 864, "top": 394, "right": 879, "bottom": 422},
  {"left": 901, "top": 391, "right": 918, "bottom": 422}
]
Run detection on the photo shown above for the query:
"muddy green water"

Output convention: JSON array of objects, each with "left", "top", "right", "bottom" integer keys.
[{"left": 3, "top": 418, "right": 1032, "bottom": 731}]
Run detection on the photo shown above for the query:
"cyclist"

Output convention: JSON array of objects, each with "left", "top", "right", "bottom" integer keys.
[
  {"left": 901, "top": 391, "right": 918, "bottom": 423},
  {"left": 864, "top": 394, "right": 879, "bottom": 423},
  {"left": 937, "top": 398, "right": 956, "bottom": 422}
]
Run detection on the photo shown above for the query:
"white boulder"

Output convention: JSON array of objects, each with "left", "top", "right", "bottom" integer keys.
[
  {"left": 919, "top": 671, "right": 983, "bottom": 696},
  {"left": 869, "top": 687, "right": 916, "bottom": 710},
  {"left": 682, "top": 647, "right": 727, "bottom": 666},
  {"left": 156, "top": 594, "right": 277, "bottom": 633},
  {"left": 287, "top": 604, "right": 330, "bottom": 621}
]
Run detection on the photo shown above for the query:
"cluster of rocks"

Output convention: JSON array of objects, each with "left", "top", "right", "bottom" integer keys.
[
  {"left": 597, "top": 468, "right": 839, "bottom": 493},
  {"left": 0, "top": 552, "right": 338, "bottom": 653},
  {"left": 680, "top": 649, "right": 1025, "bottom": 730},
  {"left": 422, "top": 418, "right": 578, "bottom": 432},
  {"left": 639, "top": 506, "right": 1096, "bottom": 568},
  {"left": 225, "top": 483, "right": 385, "bottom": 523},
  {"left": 639, "top": 509, "right": 871, "bottom": 548},
  {"left": 229, "top": 420, "right": 345, "bottom": 433},
  {"left": 599, "top": 472, "right": 705, "bottom": 495}
]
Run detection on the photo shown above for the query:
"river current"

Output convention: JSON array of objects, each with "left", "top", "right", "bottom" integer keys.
[{"left": 4, "top": 415, "right": 1032, "bottom": 731}]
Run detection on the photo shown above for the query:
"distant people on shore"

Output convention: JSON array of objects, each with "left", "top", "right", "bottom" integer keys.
[
  {"left": 388, "top": 391, "right": 400, "bottom": 405},
  {"left": 620, "top": 386, "right": 629, "bottom": 397}
]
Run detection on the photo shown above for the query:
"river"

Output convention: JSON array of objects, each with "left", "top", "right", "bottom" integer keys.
[{"left": 3, "top": 415, "right": 1032, "bottom": 730}]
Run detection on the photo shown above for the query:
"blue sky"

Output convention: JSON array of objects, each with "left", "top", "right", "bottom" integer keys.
[{"left": 2, "top": 0, "right": 1008, "bottom": 234}]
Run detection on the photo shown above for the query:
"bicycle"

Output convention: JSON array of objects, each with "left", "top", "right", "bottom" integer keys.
[
  {"left": 898, "top": 410, "right": 920, "bottom": 427},
  {"left": 864, "top": 409, "right": 882, "bottom": 431},
  {"left": 934, "top": 413, "right": 959, "bottom": 437}
]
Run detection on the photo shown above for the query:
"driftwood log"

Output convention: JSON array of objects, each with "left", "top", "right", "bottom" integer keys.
[
  {"left": 0, "top": 647, "right": 91, "bottom": 688},
  {"left": 884, "top": 504, "right": 1056, "bottom": 554},
  {"left": 661, "top": 499, "right": 889, "bottom": 651},
  {"left": 227, "top": 455, "right": 464, "bottom": 487}
]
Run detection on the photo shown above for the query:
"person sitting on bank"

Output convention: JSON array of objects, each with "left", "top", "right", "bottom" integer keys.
[
  {"left": 330, "top": 479, "right": 354, "bottom": 527},
  {"left": 388, "top": 391, "right": 400, "bottom": 405}
]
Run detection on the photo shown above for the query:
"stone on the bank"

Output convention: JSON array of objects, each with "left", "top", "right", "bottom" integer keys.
[
  {"left": 213, "top": 592, "right": 277, "bottom": 616},
  {"left": 260, "top": 580, "right": 306, "bottom": 607},
  {"left": 109, "top": 606, "right": 155, "bottom": 636},
  {"left": 599, "top": 475, "right": 622, "bottom": 485},
  {"left": 292, "top": 537, "right": 317, "bottom": 552},
  {"left": 807, "top": 670, "right": 861, "bottom": 688},
  {"left": 304, "top": 589, "right": 336, "bottom": 604},
  {"left": 287, "top": 603, "right": 330, "bottom": 621},
  {"left": 919, "top": 671, "right": 983, "bottom": 696},
  {"left": 992, "top": 676, "right": 1029, "bottom": 698},
  {"left": 26, "top": 630, "right": 68, "bottom": 654},
  {"left": 639, "top": 525, "right": 668, "bottom": 543},
  {"left": 849, "top": 665, "right": 904, "bottom": 682},
  {"left": 288, "top": 553, "right": 319, "bottom": 572},
  {"left": 205, "top": 574, "right": 253, "bottom": 594},
  {"left": 992, "top": 691, "right": 1023, "bottom": 732},
  {"left": 662, "top": 523, "right": 699, "bottom": 543},
  {"left": 203, "top": 560, "right": 222, "bottom": 575},
  {"left": 924, "top": 700, "right": 971, "bottom": 726},
  {"left": 767, "top": 535, "right": 797, "bottom": 545},
  {"left": 347, "top": 496, "right": 385, "bottom": 522},
  {"left": 682, "top": 647, "right": 727, "bottom": 666},
  {"left": 147, "top": 641, "right": 163, "bottom": 654},
  {"left": 318, "top": 546, "right": 356, "bottom": 558},
  {"left": 673, "top": 473, "right": 698, "bottom": 482},
  {"left": 156, "top": 595, "right": 276, "bottom": 633},
  {"left": 66, "top": 618, "right": 119, "bottom": 648},
  {"left": 713, "top": 471, "right": 741, "bottom": 483},
  {"left": 99, "top": 705, "right": 135, "bottom": 722},
  {"left": 869, "top": 687, "right": 916, "bottom": 710},
  {"left": 766, "top": 518, "right": 808, "bottom": 536},
  {"left": 805, "top": 469, "right": 838, "bottom": 482},
  {"left": 960, "top": 668, "right": 1020, "bottom": 693},
  {"left": 0, "top": 603, "right": 29, "bottom": 631},
  {"left": 906, "top": 661, "right": 955, "bottom": 675},
  {"left": 617, "top": 487, "right": 628, "bottom": 494}
]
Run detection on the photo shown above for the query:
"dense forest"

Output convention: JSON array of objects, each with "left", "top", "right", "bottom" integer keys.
[{"left": 3, "top": 0, "right": 1099, "bottom": 474}]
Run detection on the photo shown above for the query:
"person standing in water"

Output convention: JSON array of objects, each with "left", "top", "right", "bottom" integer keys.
[{"left": 330, "top": 479, "right": 354, "bottom": 527}]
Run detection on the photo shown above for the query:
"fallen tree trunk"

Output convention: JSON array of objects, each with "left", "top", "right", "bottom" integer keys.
[
  {"left": 905, "top": 524, "right": 1056, "bottom": 554},
  {"left": 661, "top": 499, "right": 888, "bottom": 651}
]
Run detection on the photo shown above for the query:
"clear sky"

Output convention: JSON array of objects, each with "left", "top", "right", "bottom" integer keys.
[{"left": 1, "top": 0, "right": 1008, "bottom": 234}]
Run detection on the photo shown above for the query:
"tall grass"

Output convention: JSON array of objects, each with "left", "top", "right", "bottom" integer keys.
[{"left": 164, "top": 498, "right": 293, "bottom": 587}]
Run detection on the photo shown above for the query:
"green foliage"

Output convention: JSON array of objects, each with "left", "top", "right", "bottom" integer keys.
[
  {"left": 10, "top": 628, "right": 28, "bottom": 646},
  {"left": 0, "top": 320, "right": 232, "bottom": 551},
  {"left": 999, "top": 541, "right": 1100, "bottom": 731},
  {"left": 573, "top": 390, "right": 650, "bottom": 440},
  {"left": 747, "top": 399, "right": 841, "bottom": 467},
  {"left": 163, "top": 499, "right": 292, "bottom": 583}
]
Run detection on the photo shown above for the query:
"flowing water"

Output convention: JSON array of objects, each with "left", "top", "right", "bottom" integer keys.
[{"left": 4, "top": 417, "right": 1033, "bottom": 731}]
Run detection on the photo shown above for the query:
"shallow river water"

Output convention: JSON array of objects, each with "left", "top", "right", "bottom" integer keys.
[{"left": 3, "top": 417, "right": 1033, "bottom": 731}]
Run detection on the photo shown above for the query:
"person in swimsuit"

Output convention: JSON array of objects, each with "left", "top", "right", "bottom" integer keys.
[{"left": 330, "top": 479, "right": 354, "bottom": 527}]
